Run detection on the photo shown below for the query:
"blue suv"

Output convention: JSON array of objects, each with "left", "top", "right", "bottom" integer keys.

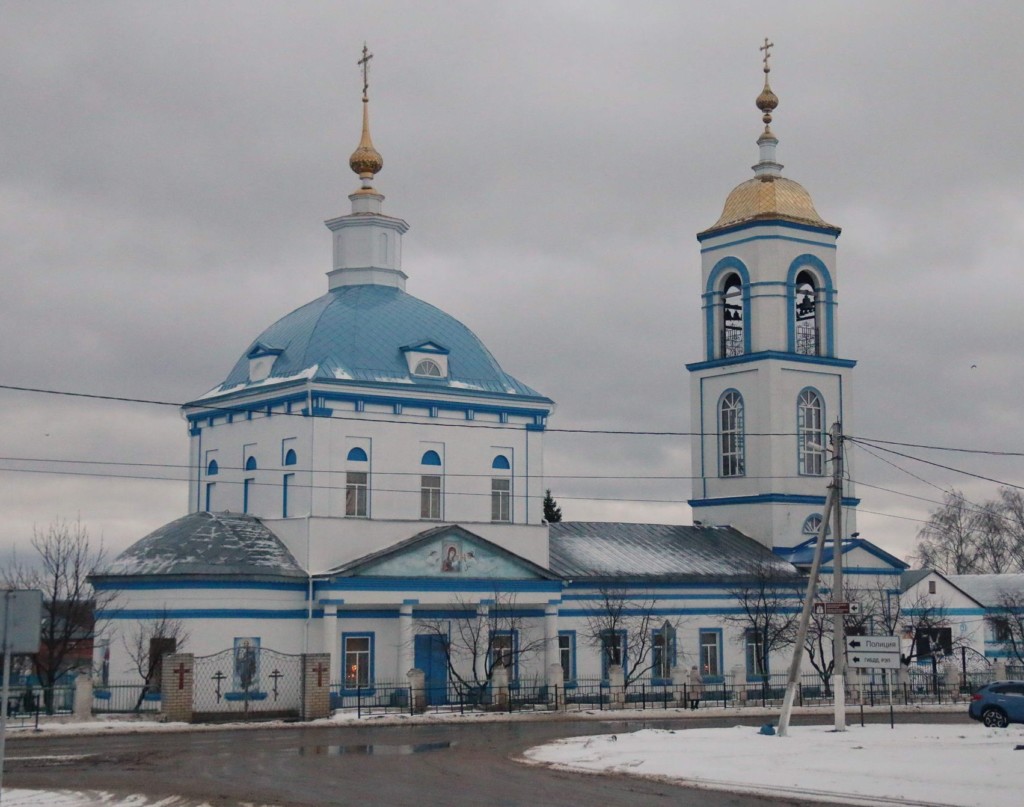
[{"left": 968, "top": 681, "right": 1024, "bottom": 728}]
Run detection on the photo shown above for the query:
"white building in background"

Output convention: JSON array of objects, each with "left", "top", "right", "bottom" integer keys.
[{"left": 92, "top": 53, "right": 921, "bottom": 704}]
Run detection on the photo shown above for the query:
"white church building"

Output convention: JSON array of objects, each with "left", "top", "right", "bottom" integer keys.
[{"left": 91, "top": 52, "right": 920, "bottom": 704}]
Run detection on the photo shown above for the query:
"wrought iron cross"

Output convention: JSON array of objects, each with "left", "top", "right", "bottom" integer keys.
[
  {"left": 358, "top": 43, "right": 374, "bottom": 101},
  {"left": 760, "top": 38, "right": 774, "bottom": 72},
  {"left": 269, "top": 669, "right": 284, "bottom": 700},
  {"left": 212, "top": 670, "right": 226, "bottom": 702}
]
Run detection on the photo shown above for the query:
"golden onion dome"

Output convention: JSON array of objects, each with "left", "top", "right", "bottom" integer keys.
[
  {"left": 349, "top": 100, "right": 383, "bottom": 185},
  {"left": 703, "top": 176, "right": 838, "bottom": 233}
]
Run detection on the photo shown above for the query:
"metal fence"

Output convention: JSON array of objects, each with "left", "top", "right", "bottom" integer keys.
[
  {"left": 4, "top": 686, "right": 74, "bottom": 721},
  {"left": 328, "top": 669, "right": 1009, "bottom": 718},
  {"left": 92, "top": 682, "right": 162, "bottom": 714}
]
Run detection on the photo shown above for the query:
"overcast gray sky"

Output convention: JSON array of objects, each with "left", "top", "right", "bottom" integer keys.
[{"left": 2, "top": 1, "right": 1022, "bottom": 564}]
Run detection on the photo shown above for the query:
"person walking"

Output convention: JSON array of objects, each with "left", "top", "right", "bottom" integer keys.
[{"left": 688, "top": 666, "right": 703, "bottom": 710}]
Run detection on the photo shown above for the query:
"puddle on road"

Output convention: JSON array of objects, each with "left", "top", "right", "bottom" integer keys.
[{"left": 294, "top": 741, "right": 454, "bottom": 757}]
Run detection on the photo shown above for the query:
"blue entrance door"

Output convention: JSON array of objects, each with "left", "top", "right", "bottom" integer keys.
[{"left": 414, "top": 634, "right": 448, "bottom": 705}]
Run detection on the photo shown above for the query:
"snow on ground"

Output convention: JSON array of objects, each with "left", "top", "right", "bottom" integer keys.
[
  {"left": 523, "top": 723, "right": 1024, "bottom": 807},
  {"left": 3, "top": 791, "right": 208, "bottom": 806}
]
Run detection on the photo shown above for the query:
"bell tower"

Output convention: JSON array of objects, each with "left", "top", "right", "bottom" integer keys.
[{"left": 686, "top": 42, "right": 857, "bottom": 548}]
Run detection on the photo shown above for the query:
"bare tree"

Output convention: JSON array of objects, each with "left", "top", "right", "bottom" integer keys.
[
  {"left": 914, "top": 488, "right": 1024, "bottom": 574},
  {"left": 2, "top": 519, "right": 115, "bottom": 712},
  {"left": 803, "top": 584, "right": 872, "bottom": 695},
  {"left": 580, "top": 586, "right": 683, "bottom": 688},
  {"left": 723, "top": 559, "right": 804, "bottom": 695},
  {"left": 122, "top": 609, "right": 190, "bottom": 710},
  {"left": 985, "top": 590, "right": 1024, "bottom": 667},
  {"left": 415, "top": 592, "right": 547, "bottom": 703}
]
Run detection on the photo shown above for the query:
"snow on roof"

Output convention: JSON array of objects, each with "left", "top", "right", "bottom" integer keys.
[
  {"left": 549, "top": 522, "right": 798, "bottom": 581},
  {"left": 945, "top": 573, "right": 1024, "bottom": 606},
  {"left": 97, "top": 511, "right": 305, "bottom": 579}
]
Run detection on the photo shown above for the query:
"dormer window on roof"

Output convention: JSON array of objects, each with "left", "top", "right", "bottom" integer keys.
[
  {"left": 247, "top": 343, "right": 284, "bottom": 383},
  {"left": 401, "top": 340, "right": 449, "bottom": 379}
]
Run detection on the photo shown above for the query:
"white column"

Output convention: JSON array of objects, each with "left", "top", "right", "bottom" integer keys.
[
  {"left": 399, "top": 603, "right": 415, "bottom": 678},
  {"left": 544, "top": 603, "right": 559, "bottom": 685},
  {"left": 322, "top": 604, "right": 338, "bottom": 682}
]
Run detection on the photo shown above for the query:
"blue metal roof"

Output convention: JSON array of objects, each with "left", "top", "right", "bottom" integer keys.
[{"left": 204, "top": 285, "right": 548, "bottom": 401}]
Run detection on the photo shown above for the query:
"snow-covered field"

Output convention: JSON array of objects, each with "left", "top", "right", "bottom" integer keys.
[
  {"left": 2, "top": 793, "right": 208, "bottom": 806},
  {"left": 524, "top": 723, "right": 1024, "bottom": 807}
]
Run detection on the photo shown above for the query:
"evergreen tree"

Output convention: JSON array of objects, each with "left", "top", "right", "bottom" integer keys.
[{"left": 543, "top": 489, "right": 562, "bottom": 523}]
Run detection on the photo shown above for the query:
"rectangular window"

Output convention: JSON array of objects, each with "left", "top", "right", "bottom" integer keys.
[
  {"left": 745, "top": 629, "right": 767, "bottom": 678},
  {"left": 928, "top": 580, "right": 936, "bottom": 594},
  {"left": 699, "top": 630, "right": 721, "bottom": 678},
  {"left": 600, "top": 630, "right": 626, "bottom": 679},
  {"left": 282, "top": 473, "right": 295, "bottom": 518},
  {"left": 243, "top": 478, "right": 253, "bottom": 514},
  {"left": 558, "top": 631, "right": 576, "bottom": 682},
  {"left": 346, "top": 471, "right": 368, "bottom": 517},
  {"left": 491, "top": 478, "right": 511, "bottom": 522},
  {"left": 420, "top": 475, "right": 442, "bottom": 520},
  {"left": 992, "top": 618, "right": 1011, "bottom": 643},
  {"left": 205, "top": 482, "right": 216, "bottom": 512},
  {"left": 343, "top": 634, "right": 373, "bottom": 689},
  {"left": 652, "top": 630, "right": 673, "bottom": 680},
  {"left": 490, "top": 632, "right": 516, "bottom": 678}
]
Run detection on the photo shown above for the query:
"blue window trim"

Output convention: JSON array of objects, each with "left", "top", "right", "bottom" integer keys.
[
  {"left": 421, "top": 450, "right": 442, "bottom": 466},
  {"left": 283, "top": 449, "right": 297, "bottom": 466},
  {"left": 204, "top": 482, "right": 215, "bottom": 512},
  {"left": 245, "top": 456, "right": 258, "bottom": 472},
  {"left": 489, "top": 628, "right": 519, "bottom": 681},
  {"left": 699, "top": 627, "right": 724, "bottom": 682},
  {"left": 786, "top": 254, "right": 836, "bottom": 356},
  {"left": 491, "top": 454, "right": 510, "bottom": 470},
  {"left": 206, "top": 459, "right": 219, "bottom": 476},
  {"left": 558, "top": 630, "right": 577, "bottom": 684},
  {"left": 340, "top": 631, "right": 375, "bottom": 694},
  {"left": 282, "top": 472, "right": 295, "bottom": 518},
  {"left": 600, "top": 629, "right": 628, "bottom": 681},
  {"left": 717, "top": 388, "right": 745, "bottom": 478},
  {"left": 796, "top": 386, "right": 826, "bottom": 477},
  {"left": 347, "top": 447, "right": 368, "bottom": 462},
  {"left": 243, "top": 478, "right": 253, "bottom": 514},
  {"left": 704, "top": 256, "right": 752, "bottom": 360}
]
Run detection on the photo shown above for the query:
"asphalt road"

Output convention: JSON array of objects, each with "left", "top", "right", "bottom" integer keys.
[{"left": 6, "top": 712, "right": 971, "bottom": 806}]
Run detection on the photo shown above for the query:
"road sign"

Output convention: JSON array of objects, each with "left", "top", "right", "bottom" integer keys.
[
  {"left": 813, "top": 601, "right": 860, "bottom": 615},
  {"left": 848, "top": 652, "right": 901, "bottom": 670},
  {"left": 0, "top": 589, "right": 43, "bottom": 653},
  {"left": 846, "top": 635, "right": 899, "bottom": 654}
]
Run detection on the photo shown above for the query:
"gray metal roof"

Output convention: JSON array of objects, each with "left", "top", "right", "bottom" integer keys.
[
  {"left": 946, "top": 574, "right": 1024, "bottom": 606},
  {"left": 549, "top": 522, "right": 799, "bottom": 582},
  {"left": 97, "top": 511, "right": 305, "bottom": 579},
  {"left": 900, "top": 569, "right": 934, "bottom": 593}
]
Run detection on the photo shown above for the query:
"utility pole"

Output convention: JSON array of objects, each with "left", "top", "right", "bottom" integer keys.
[{"left": 830, "top": 420, "right": 847, "bottom": 732}]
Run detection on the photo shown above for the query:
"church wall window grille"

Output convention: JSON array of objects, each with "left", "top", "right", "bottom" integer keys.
[
  {"left": 421, "top": 474, "right": 442, "bottom": 520},
  {"left": 745, "top": 629, "right": 767, "bottom": 680},
  {"left": 699, "top": 629, "right": 722, "bottom": 678},
  {"left": 346, "top": 472, "right": 368, "bottom": 517},
  {"left": 558, "top": 631, "right": 576, "bottom": 682},
  {"left": 491, "top": 478, "right": 511, "bottom": 523},
  {"left": 794, "top": 270, "right": 820, "bottom": 356},
  {"left": 413, "top": 359, "right": 442, "bottom": 377},
  {"left": 718, "top": 390, "right": 745, "bottom": 477},
  {"left": 797, "top": 388, "right": 825, "bottom": 476},
  {"left": 802, "top": 513, "right": 829, "bottom": 537},
  {"left": 282, "top": 473, "right": 295, "bottom": 518},
  {"left": 721, "top": 274, "right": 745, "bottom": 358},
  {"left": 342, "top": 632, "right": 374, "bottom": 691}
]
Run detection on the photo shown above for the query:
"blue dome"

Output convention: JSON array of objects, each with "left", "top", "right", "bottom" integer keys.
[{"left": 208, "top": 285, "right": 546, "bottom": 400}]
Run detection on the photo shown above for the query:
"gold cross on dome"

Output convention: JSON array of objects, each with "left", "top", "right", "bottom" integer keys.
[
  {"left": 358, "top": 43, "right": 374, "bottom": 101},
  {"left": 760, "top": 37, "right": 774, "bottom": 72}
]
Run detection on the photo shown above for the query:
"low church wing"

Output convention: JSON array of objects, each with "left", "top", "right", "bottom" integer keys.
[{"left": 324, "top": 524, "right": 558, "bottom": 581}]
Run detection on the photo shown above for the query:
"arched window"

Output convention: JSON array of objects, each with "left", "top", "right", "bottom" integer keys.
[
  {"left": 491, "top": 454, "right": 510, "bottom": 470},
  {"left": 284, "top": 449, "right": 297, "bottom": 466},
  {"left": 802, "top": 513, "right": 830, "bottom": 537},
  {"left": 245, "top": 456, "right": 258, "bottom": 472},
  {"left": 718, "top": 391, "right": 745, "bottom": 477},
  {"left": 413, "top": 359, "right": 442, "bottom": 377},
  {"left": 206, "top": 459, "right": 219, "bottom": 476},
  {"left": 797, "top": 389, "right": 825, "bottom": 476},
  {"left": 421, "top": 450, "right": 442, "bottom": 466},
  {"left": 794, "top": 270, "right": 819, "bottom": 356},
  {"left": 347, "top": 447, "right": 368, "bottom": 463},
  {"left": 721, "top": 274, "right": 744, "bottom": 358}
]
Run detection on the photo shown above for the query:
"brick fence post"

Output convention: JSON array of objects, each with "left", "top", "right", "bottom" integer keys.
[
  {"left": 302, "top": 653, "right": 331, "bottom": 721},
  {"left": 161, "top": 653, "right": 194, "bottom": 723}
]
